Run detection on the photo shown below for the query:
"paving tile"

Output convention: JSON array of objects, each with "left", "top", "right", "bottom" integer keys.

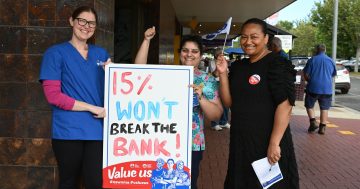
[{"left": 198, "top": 115, "right": 360, "bottom": 189}]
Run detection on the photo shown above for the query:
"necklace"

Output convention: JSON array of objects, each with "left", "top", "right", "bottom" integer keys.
[{"left": 250, "top": 49, "right": 269, "bottom": 63}]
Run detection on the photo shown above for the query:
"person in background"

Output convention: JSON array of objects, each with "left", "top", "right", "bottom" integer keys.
[
  {"left": 135, "top": 34, "right": 223, "bottom": 189},
  {"left": 211, "top": 68, "right": 231, "bottom": 131},
  {"left": 198, "top": 59, "right": 206, "bottom": 71},
  {"left": 39, "top": 6, "right": 154, "bottom": 188},
  {"left": 211, "top": 48, "right": 231, "bottom": 131},
  {"left": 269, "top": 36, "right": 289, "bottom": 60},
  {"left": 217, "top": 18, "right": 299, "bottom": 188},
  {"left": 303, "top": 44, "right": 336, "bottom": 135}
]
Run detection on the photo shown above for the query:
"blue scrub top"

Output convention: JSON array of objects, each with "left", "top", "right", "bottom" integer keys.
[{"left": 39, "top": 42, "right": 109, "bottom": 140}]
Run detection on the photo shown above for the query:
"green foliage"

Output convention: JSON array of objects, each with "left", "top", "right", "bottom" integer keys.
[
  {"left": 291, "top": 20, "right": 317, "bottom": 56},
  {"left": 310, "top": 0, "right": 360, "bottom": 59},
  {"left": 275, "top": 20, "right": 294, "bottom": 31},
  {"left": 284, "top": 0, "right": 360, "bottom": 59}
]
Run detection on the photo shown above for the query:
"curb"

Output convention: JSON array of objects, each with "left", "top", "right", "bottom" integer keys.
[
  {"left": 333, "top": 103, "right": 360, "bottom": 114},
  {"left": 350, "top": 75, "right": 360, "bottom": 79},
  {"left": 293, "top": 101, "right": 360, "bottom": 120}
]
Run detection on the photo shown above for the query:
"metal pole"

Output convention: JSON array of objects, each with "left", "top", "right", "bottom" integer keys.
[{"left": 331, "top": 0, "right": 338, "bottom": 106}]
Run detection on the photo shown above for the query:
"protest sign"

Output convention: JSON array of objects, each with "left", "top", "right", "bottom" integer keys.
[{"left": 103, "top": 64, "right": 193, "bottom": 188}]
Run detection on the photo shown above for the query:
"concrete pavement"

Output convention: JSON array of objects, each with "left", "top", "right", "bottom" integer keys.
[{"left": 197, "top": 101, "right": 360, "bottom": 189}]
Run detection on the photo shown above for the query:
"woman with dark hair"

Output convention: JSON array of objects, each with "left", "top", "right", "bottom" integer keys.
[
  {"left": 217, "top": 18, "right": 299, "bottom": 188},
  {"left": 135, "top": 34, "right": 223, "bottom": 189},
  {"left": 39, "top": 6, "right": 154, "bottom": 188},
  {"left": 180, "top": 35, "right": 222, "bottom": 188}
]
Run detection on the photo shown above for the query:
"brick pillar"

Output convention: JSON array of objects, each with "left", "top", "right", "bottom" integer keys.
[{"left": 0, "top": 0, "right": 113, "bottom": 188}]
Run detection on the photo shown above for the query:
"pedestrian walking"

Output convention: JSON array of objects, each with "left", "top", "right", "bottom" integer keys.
[{"left": 303, "top": 44, "right": 337, "bottom": 134}]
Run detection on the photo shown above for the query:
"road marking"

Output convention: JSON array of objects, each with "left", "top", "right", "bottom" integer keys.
[
  {"left": 315, "top": 121, "right": 339, "bottom": 127},
  {"left": 338, "top": 130, "right": 356, "bottom": 135},
  {"left": 327, "top": 123, "right": 339, "bottom": 128},
  {"left": 316, "top": 121, "right": 358, "bottom": 136}
]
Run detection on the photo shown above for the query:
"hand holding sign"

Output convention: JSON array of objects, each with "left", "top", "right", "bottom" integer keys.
[
  {"left": 103, "top": 64, "right": 194, "bottom": 189},
  {"left": 189, "top": 83, "right": 204, "bottom": 100}
]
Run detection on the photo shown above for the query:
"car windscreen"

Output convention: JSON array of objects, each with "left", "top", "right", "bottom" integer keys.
[
  {"left": 291, "top": 58, "right": 308, "bottom": 66},
  {"left": 336, "top": 64, "right": 345, "bottom": 71}
]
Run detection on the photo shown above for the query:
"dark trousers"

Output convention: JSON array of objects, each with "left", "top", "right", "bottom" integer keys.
[
  {"left": 52, "top": 140, "right": 103, "bottom": 189},
  {"left": 191, "top": 150, "right": 204, "bottom": 189}
]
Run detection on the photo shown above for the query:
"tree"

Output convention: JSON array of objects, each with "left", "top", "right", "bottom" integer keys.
[
  {"left": 290, "top": 20, "right": 318, "bottom": 56},
  {"left": 311, "top": 0, "right": 360, "bottom": 72},
  {"left": 275, "top": 20, "right": 294, "bottom": 31}
]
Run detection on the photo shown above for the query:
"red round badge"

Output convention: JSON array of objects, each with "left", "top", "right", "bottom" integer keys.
[{"left": 249, "top": 74, "right": 261, "bottom": 85}]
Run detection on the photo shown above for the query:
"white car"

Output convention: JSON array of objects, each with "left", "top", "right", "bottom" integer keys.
[
  {"left": 343, "top": 60, "right": 356, "bottom": 72},
  {"left": 292, "top": 58, "right": 351, "bottom": 94},
  {"left": 335, "top": 64, "right": 351, "bottom": 94},
  {"left": 291, "top": 57, "right": 309, "bottom": 71}
]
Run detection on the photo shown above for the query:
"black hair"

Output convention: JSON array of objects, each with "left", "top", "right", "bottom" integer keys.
[
  {"left": 71, "top": 6, "right": 98, "bottom": 22},
  {"left": 241, "top": 18, "right": 267, "bottom": 35},
  {"left": 179, "top": 35, "right": 204, "bottom": 55}
]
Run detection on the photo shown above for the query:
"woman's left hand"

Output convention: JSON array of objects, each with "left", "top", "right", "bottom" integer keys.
[
  {"left": 102, "top": 58, "right": 112, "bottom": 70},
  {"left": 267, "top": 144, "right": 281, "bottom": 164},
  {"left": 90, "top": 106, "right": 106, "bottom": 118},
  {"left": 189, "top": 84, "right": 203, "bottom": 99}
]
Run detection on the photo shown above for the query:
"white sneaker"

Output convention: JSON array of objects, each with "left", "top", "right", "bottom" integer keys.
[
  {"left": 212, "top": 125, "right": 223, "bottom": 131},
  {"left": 221, "top": 123, "right": 231, "bottom": 129}
]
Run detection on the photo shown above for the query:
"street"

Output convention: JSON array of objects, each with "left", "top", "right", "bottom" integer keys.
[{"left": 335, "top": 76, "right": 360, "bottom": 111}]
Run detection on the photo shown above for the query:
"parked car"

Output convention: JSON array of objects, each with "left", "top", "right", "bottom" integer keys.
[
  {"left": 291, "top": 56, "right": 309, "bottom": 71},
  {"left": 343, "top": 60, "right": 357, "bottom": 72},
  {"left": 335, "top": 64, "right": 351, "bottom": 94},
  {"left": 292, "top": 59, "right": 351, "bottom": 94}
]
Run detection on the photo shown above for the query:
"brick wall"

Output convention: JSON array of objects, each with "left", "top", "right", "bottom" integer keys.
[{"left": 0, "top": 0, "right": 114, "bottom": 188}]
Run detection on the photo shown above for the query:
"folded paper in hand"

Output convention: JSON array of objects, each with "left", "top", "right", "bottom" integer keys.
[{"left": 251, "top": 157, "right": 283, "bottom": 189}]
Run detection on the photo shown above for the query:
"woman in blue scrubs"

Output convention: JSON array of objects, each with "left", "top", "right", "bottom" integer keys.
[{"left": 39, "top": 6, "right": 110, "bottom": 188}]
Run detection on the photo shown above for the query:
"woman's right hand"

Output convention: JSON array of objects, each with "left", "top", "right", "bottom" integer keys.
[
  {"left": 144, "top": 26, "right": 156, "bottom": 41},
  {"left": 216, "top": 54, "right": 228, "bottom": 74}
]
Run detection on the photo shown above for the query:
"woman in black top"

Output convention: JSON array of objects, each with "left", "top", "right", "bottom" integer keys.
[{"left": 216, "top": 18, "right": 299, "bottom": 189}]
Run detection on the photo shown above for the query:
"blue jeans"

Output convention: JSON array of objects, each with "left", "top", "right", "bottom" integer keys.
[{"left": 211, "top": 106, "right": 229, "bottom": 127}]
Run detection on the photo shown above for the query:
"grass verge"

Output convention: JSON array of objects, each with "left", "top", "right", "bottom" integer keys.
[{"left": 350, "top": 72, "right": 360, "bottom": 77}]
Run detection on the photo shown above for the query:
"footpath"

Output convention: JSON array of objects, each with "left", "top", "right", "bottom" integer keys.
[{"left": 198, "top": 101, "right": 360, "bottom": 189}]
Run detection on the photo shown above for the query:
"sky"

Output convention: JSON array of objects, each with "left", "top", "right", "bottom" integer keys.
[{"left": 270, "top": 0, "right": 319, "bottom": 24}]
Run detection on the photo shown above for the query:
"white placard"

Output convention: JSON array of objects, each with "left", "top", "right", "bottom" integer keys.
[
  {"left": 275, "top": 35, "right": 293, "bottom": 50},
  {"left": 102, "top": 64, "right": 193, "bottom": 189}
]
